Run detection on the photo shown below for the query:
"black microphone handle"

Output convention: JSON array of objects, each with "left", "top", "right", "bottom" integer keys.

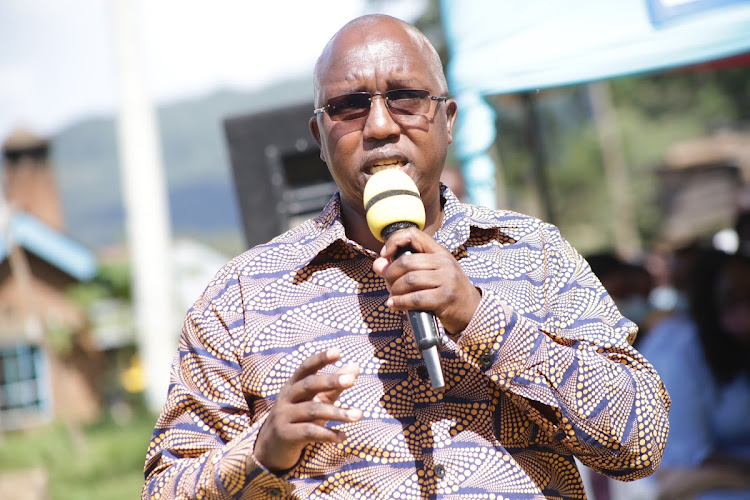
[{"left": 382, "top": 222, "right": 445, "bottom": 389}]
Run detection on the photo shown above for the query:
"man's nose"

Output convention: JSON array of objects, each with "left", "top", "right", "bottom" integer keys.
[{"left": 363, "top": 94, "right": 400, "bottom": 140}]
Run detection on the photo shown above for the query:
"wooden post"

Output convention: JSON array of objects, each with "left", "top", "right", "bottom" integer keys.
[
  {"left": 520, "top": 91, "right": 556, "bottom": 225},
  {"left": 588, "top": 81, "right": 643, "bottom": 260}
]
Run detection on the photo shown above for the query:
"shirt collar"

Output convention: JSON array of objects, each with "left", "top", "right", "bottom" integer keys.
[
  {"left": 304, "top": 185, "right": 506, "bottom": 263},
  {"left": 433, "top": 185, "right": 471, "bottom": 253}
]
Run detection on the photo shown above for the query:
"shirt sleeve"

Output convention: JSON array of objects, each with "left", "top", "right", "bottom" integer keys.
[
  {"left": 142, "top": 263, "right": 293, "bottom": 500},
  {"left": 455, "top": 224, "right": 670, "bottom": 481}
]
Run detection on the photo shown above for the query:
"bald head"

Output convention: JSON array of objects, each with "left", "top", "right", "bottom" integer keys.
[
  {"left": 313, "top": 15, "right": 447, "bottom": 104},
  {"left": 307, "top": 13, "right": 458, "bottom": 250}
]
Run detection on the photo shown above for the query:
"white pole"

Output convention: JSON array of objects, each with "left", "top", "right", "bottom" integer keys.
[{"left": 112, "top": 0, "right": 176, "bottom": 412}]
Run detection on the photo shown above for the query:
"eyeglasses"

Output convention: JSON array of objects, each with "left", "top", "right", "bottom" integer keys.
[
  {"left": 3, "top": 146, "right": 48, "bottom": 163},
  {"left": 314, "top": 89, "right": 446, "bottom": 121}
]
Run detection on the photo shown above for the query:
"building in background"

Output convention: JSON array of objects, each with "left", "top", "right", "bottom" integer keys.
[
  {"left": 0, "top": 128, "right": 98, "bottom": 430},
  {"left": 656, "top": 129, "right": 750, "bottom": 251}
]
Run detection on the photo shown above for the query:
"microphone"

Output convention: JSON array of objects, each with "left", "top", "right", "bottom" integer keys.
[{"left": 363, "top": 168, "right": 445, "bottom": 389}]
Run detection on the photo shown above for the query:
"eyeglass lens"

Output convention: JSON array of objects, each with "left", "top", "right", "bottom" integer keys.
[
  {"left": 3, "top": 146, "right": 48, "bottom": 163},
  {"left": 326, "top": 89, "right": 432, "bottom": 121}
]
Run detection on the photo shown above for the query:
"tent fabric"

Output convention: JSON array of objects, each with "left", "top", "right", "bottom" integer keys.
[{"left": 441, "top": 0, "right": 750, "bottom": 208}]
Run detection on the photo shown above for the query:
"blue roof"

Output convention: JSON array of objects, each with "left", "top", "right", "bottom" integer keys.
[{"left": 0, "top": 212, "right": 97, "bottom": 281}]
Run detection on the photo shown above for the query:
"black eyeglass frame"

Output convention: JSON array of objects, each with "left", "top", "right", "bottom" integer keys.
[{"left": 313, "top": 88, "right": 447, "bottom": 121}]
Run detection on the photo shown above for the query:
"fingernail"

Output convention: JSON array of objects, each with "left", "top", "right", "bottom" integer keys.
[
  {"left": 339, "top": 373, "right": 354, "bottom": 385},
  {"left": 327, "top": 347, "right": 340, "bottom": 359},
  {"left": 380, "top": 246, "right": 386, "bottom": 256},
  {"left": 346, "top": 408, "right": 362, "bottom": 420},
  {"left": 386, "top": 298, "right": 394, "bottom": 308}
]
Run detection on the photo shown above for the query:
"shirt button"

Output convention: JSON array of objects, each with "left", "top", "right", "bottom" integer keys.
[
  {"left": 479, "top": 353, "right": 494, "bottom": 371},
  {"left": 267, "top": 487, "right": 282, "bottom": 497},
  {"left": 417, "top": 365, "right": 429, "bottom": 380},
  {"left": 433, "top": 464, "right": 446, "bottom": 478}
]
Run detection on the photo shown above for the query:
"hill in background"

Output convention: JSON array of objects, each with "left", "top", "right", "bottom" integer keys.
[{"left": 50, "top": 78, "right": 313, "bottom": 256}]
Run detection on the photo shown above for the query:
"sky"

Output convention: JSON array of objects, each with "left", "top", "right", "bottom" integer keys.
[{"left": 0, "top": 0, "right": 427, "bottom": 143}]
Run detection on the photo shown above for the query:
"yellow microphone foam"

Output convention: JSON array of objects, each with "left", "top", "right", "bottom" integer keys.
[{"left": 363, "top": 169, "right": 425, "bottom": 242}]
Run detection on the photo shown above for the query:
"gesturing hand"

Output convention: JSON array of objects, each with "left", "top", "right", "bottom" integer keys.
[
  {"left": 372, "top": 227, "right": 481, "bottom": 335},
  {"left": 254, "top": 348, "right": 362, "bottom": 473}
]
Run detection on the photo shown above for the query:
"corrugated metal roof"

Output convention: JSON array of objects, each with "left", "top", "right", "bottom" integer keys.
[{"left": 0, "top": 211, "right": 97, "bottom": 281}]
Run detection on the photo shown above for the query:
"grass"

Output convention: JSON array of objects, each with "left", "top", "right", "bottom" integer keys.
[{"left": 0, "top": 411, "right": 158, "bottom": 500}]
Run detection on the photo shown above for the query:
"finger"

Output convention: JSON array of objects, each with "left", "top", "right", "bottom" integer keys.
[
  {"left": 284, "top": 423, "right": 349, "bottom": 445},
  {"left": 287, "top": 399, "right": 363, "bottom": 425},
  {"left": 287, "top": 369, "right": 357, "bottom": 404},
  {"left": 372, "top": 255, "right": 390, "bottom": 277},
  {"left": 388, "top": 282, "right": 481, "bottom": 334},
  {"left": 379, "top": 227, "right": 441, "bottom": 259},
  {"left": 288, "top": 348, "right": 341, "bottom": 385},
  {"left": 383, "top": 256, "right": 453, "bottom": 300},
  {"left": 388, "top": 268, "right": 441, "bottom": 297},
  {"left": 336, "top": 362, "right": 361, "bottom": 378},
  {"left": 387, "top": 287, "right": 441, "bottom": 312},
  {"left": 376, "top": 255, "right": 436, "bottom": 296},
  {"left": 319, "top": 363, "right": 361, "bottom": 403},
  {"left": 385, "top": 254, "right": 444, "bottom": 282}
]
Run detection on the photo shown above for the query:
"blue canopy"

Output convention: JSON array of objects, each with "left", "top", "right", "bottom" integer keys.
[{"left": 441, "top": 0, "right": 750, "bottom": 207}]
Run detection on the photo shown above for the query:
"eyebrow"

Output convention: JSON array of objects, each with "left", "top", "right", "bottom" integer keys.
[{"left": 332, "top": 79, "right": 427, "bottom": 96}]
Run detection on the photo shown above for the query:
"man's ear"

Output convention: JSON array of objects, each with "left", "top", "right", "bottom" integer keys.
[
  {"left": 445, "top": 99, "right": 458, "bottom": 144},
  {"left": 309, "top": 116, "right": 325, "bottom": 162}
]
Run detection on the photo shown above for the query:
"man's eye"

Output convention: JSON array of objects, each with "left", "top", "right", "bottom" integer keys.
[
  {"left": 390, "top": 90, "right": 425, "bottom": 101},
  {"left": 343, "top": 99, "right": 368, "bottom": 109}
]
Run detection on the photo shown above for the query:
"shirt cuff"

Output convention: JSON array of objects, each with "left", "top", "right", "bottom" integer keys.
[
  {"left": 456, "top": 287, "right": 542, "bottom": 388},
  {"left": 215, "top": 413, "right": 296, "bottom": 499}
]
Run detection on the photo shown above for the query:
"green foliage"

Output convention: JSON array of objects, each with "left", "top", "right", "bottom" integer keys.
[
  {"left": 66, "top": 261, "right": 132, "bottom": 309},
  {"left": 487, "top": 64, "right": 750, "bottom": 254},
  {"left": 0, "top": 412, "right": 156, "bottom": 500},
  {"left": 43, "top": 318, "right": 77, "bottom": 356},
  {"left": 96, "top": 261, "right": 132, "bottom": 300},
  {"left": 610, "top": 68, "right": 746, "bottom": 125}
]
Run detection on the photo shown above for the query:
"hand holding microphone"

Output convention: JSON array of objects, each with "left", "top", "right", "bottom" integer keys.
[{"left": 364, "top": 168, "right": 445, "bottom": 389}]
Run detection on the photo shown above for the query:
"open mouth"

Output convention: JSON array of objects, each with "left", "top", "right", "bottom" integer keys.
[{"left": 370, "top": 159, "right": 406, "bottom": 174}]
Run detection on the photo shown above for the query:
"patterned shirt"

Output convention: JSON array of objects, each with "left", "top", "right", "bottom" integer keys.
[{"left": 143, "top": 188, "right": 670, "bottom": 500}]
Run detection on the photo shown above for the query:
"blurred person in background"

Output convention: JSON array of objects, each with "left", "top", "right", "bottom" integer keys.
[
  {"left": 644, "top": 242, "right": 704, "bottom": 344},
  {"left": 639, "top": 249, "right": 750, "bottom": 500},
  {"left": 586, "top": 252, "right": 655, "bottom": 345},
  {"left": 734, "top": 209, "right": 750, "bottom": 257},
  {"left": 439, "top": 166, "right": 466, "bottom": 202}
]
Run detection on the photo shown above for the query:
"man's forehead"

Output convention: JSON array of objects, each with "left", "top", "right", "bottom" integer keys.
[
  {"left": 333, "top": 15, "right": 414, "bottom": 46},
  {"left": 324, "top": 41, "right": 417, "bottom": 74},
  {"left": 313, "top": 16, "right": 445, "bottom": 100},
  {"left": 324, "top": 22, "right": 420, "bottom": 67},
  {"left": 317, "top": 32, "right": 428, "bottom": 85}
]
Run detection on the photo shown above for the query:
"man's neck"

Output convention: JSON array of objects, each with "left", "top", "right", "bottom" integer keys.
[
  {"left": 339, "top": 201, "right": 384, "bottom": 253},
  {"left": 339, "top": 196, "right": 444, "bottom": 254}
]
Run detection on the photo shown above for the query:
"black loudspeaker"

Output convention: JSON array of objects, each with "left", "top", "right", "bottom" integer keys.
[{"left": 224, "top": 103, "right": 336, "bottom": 248}]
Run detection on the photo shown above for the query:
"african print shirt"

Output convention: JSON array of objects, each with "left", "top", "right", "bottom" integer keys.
[{"left": 142, "top": 188, "right": 670, "bottom": 500}]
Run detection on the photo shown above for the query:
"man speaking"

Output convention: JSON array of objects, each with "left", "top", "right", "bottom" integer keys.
[{"left": 142, "top": 14, "right": 669, "bottom": 499}]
